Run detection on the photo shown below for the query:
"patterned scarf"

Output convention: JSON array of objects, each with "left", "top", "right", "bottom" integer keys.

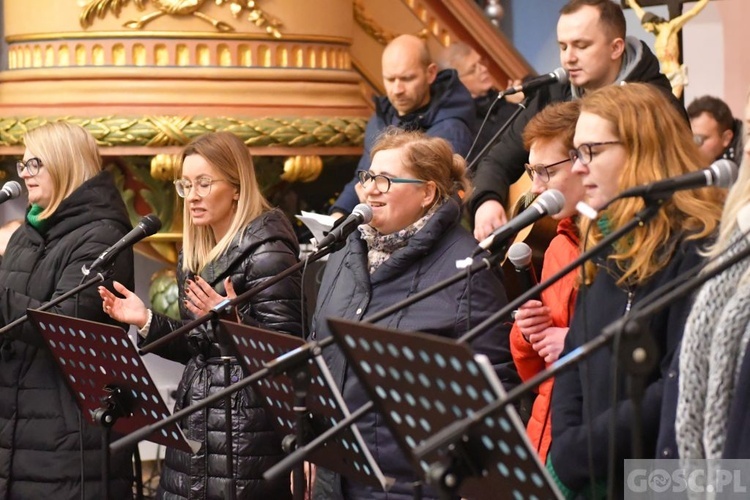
[
  {"left": 359, "top": 200, "right": 443, "bottom": 275},
  {"left": 676, "top": 226, "right": 750, "bottom": 461}
]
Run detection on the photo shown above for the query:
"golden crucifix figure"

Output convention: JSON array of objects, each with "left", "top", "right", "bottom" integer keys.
[{"left": 626, "top": 0, "right": 710, "bottom": 98}]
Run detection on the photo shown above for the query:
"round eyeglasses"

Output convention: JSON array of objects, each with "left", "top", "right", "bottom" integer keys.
[
  {"left": 357, "top": 170, "right": 426, "bottom": 193},
  {"left": 16, "top": 157, "right": 44, "bottom": 177},
  {"left": 524, "top": 158, "right": 570, "bottom": 183},
  {"left": 173, "top": 177, "right": 227, "bottom": 198},
  {"left": 569, "top": 141, "right": 622, "bottom": 166}
]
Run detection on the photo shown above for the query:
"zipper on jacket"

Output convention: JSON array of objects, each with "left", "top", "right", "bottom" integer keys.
[{"left": 624, "top": 290, "right": 634, "bottom": 315}]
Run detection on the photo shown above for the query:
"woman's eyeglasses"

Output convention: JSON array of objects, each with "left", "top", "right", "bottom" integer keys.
[
  {"left": 357, "top": 171, "right": 426, "bottom": 193},
  {"left": 16, "top": 157, "right": 44, "bottom": 177},
  {"left": 568, "top": 141, "right": 622, "bottom": 166},
  {"left": 173, "top": 177, "right": 226, "bottom": 198},
  {"left": 524, "top": 158, "right": 570, "bottom": 183}
]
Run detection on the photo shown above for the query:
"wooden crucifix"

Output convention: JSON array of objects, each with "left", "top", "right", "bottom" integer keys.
[{"left": 622, "top": 0, "right": 712, "bottom": 99}]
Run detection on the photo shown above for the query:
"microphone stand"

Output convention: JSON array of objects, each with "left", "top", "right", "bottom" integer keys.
[
  {"left": 0, "top": 269, "right": 113, "bottom": 336},
  {"left": 415, "top": 225, "right": 750, "bottom": 471}
]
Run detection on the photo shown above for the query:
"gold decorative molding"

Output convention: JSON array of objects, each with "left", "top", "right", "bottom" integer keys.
[
  {"left": 281, "top": 155, "right": 323, "bottom": 183},
  {"left": 0, "top": 116, "right": 367, "bottom": 149},
  {"left": 402, "top": 0, "right": 453, "bottom": 47},
  {"left": 7, "top": 37, "right": 351, "bottom": 70},
  {"left": 150, "top": 153, "right": 182, "bottom": 180},
  {"left": 353, "top": 0, "right": 398, "bottom": 46},
  {"left": 79, "top": 0, "right": 284, "bottom": 36}
]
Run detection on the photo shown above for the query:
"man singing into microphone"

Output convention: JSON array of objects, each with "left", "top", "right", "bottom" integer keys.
[
  {"left": 508, "top": 100, "right": 584, "bottom": 463},
  {"left": 469, "top": 0, "right": 684, "bottom": 241}
]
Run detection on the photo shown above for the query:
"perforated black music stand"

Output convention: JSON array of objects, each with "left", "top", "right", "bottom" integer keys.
[
  {"left": 218, "top": 320, "right": 393, "bottom": 492},
  {"left": 27, "top": 309, "right": 198, "bottom": 498},
  {"left": 327, "top": 317, "right": 562, "bottom": 500}
]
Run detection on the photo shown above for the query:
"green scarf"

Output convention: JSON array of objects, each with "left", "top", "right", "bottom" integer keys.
[{"left": 26, "top": 204, "right": 49, "bottom": 233}]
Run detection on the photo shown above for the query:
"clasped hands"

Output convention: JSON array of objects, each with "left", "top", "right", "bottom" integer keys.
[{"left": 514, "top": 300, "right": 567, "bottom": 364}]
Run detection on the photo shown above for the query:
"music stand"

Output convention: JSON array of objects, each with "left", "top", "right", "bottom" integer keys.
[
  {"left": 27, "top": 309, "right": 198, "bottom": 499},
  {"left": 327, "top": 318, "right": 562, "bottom": 500},
  {"left": 218, "top": 320, "right": 393, "bottom": 492}
]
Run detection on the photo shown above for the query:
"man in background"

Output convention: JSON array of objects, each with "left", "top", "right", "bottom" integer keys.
[
  {"left": 439, "top": 41, "right": 525, "bottom": 163},
  {"left": 331, "top": 34, "right": 475, "bottom": 216},
  {"left": 688, "top": 95, "right": 744, "bottom": 166}
]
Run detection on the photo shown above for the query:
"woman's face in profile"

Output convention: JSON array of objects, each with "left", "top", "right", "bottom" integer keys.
[
  {"left": 571, "top": 111, "right": 628, "bottom": 210},
  {"left": 20, "top": 149, "right": 53, "bottom": 209},
  {"left": 363, "top": 147, "right": 433, "bottom": 235}
]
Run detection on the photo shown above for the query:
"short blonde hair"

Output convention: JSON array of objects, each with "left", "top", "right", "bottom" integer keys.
[{"left": 23, "top": 122, "right": 102, "bottom": 218}]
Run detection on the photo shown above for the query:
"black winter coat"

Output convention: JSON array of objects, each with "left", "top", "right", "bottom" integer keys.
[
  {"left": 468, "top": 38, "right": 686, "bottom": 217},
  {"left": 0, "top": 171, "right": 135, "bottom": 500},
  {"left": 142, "top": 208, "right": 302, "bottom": 500},
  {"left": 548, "top": 236, "right": 707, "bottom": 496},
  {"left": 311, "top": 198, "right": 518, "bottom": 500}
]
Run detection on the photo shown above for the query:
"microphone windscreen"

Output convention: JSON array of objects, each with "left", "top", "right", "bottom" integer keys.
[
  {"left": 352, "top": 203, "right": 373, "bottom": 223},
  {"left": 713, "top": 159, "right": 739, "bottom": 188},
  {"left": 508, "top": 242, "right": 533, "bottom": 268},
  {"left": 2, "top": 181, "right": 22, "bottom": 199},
  {"left": 140, "top": 214, "right": 162, "bottom": 234}
]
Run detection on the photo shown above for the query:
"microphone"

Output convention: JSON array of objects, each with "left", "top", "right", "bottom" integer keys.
[
  {"left": 317, "top": 203, "right": 373, "bottom": 249},
  {"left": 501, "top": 68, "right": 569, "bottom": 97},
  {"left": 83, "top": 214, "right": 162, "bottom": 275},
  {"left": 618, "top": 159, "right": 738, "bottom": 200},
  {"left": 0, "top": 181, "right": 22, "bottom": 205},
  {"left": 507, "top": 242, "right": 539, "bottom": 300},
  {"left": 473, "top": 189, "right": 565, "bottom": 256}
]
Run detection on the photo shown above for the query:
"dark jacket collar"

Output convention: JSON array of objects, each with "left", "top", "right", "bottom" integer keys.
[{"left": 374, "top": 69, "right": 475, "bottom": 132}]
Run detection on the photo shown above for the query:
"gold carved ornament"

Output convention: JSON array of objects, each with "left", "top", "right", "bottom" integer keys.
[
  {"left": 79, "top": 0, "right": 283, "bottom": 36},
  {"left": 0, "top": 116, "right": 367, "bottom": 148}
]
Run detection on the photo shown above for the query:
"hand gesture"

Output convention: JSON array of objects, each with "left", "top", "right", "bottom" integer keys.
[
  {"left": 98, "top": 281, "right": 149, "bottom": 329},
  {"left": 514, "top": 299, "right": 552, "bottom": 340},
  {"left": 184, "top": 276, "right": 236, "bottom": 317}
]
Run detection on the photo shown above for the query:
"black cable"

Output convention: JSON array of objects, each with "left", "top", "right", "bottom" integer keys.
[
  {"left": 299, "top": 252, "right": 311, "bottom": 339},
  {"left": 465, "top": 96, "right": 499, "bottom": 162}
]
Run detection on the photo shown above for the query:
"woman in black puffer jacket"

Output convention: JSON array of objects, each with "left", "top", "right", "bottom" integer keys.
[
  {"left": 100, "top": 132, "right": 301, "bottom": 500},
  {"left": 0, "top": 122, "right": 135, "bottom": 499}
]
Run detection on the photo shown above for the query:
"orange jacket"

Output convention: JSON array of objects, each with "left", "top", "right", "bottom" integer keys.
[{"left": 510, "top": 217, "right": 579, "bottom": 462}]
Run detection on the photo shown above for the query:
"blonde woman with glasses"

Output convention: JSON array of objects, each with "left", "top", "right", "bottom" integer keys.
[
  {"left": 0, "top": 121, "right": 135, "bottom": 498},
  {"left": 100, "top": 131, "right": 302, "bottom": 500}
]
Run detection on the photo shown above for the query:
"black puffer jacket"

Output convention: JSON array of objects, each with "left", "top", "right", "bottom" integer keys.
[
  {"left": 311, "top": 197, "right": 518, "bottom": 499},
  {"left": 0, "top": 171, "right": 135, "bottom": 500},
  {"left": 142, "top": 208, "right": 302, "bottom": 500}
]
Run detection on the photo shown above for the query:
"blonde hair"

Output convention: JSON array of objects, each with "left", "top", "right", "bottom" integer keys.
[
  {"left": 708, "top": 88, "right": 750, "bottom": 262},
  {"left": 578, "top": 83, "right": 724, "bottom": 285},
  {"left": 370, "top": 127, "right": 471, "bottom": 201},
  {"left": 179, "top": 132, "right": 271, "bottom": 273},
  {"left": 23, "top": 122, "right": 102, "bottom": 219}
]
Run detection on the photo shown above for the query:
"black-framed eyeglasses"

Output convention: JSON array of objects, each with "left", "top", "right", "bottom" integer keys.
[
  {"left": 173, "top": 177, "right": 227, "bottom": 198},
  {"left": 357, "top": 170, "right": 426, "bottom": 193},
  {"left": 569, "top": 141, "right": 622, "bottom": 166},
  {"left": 16, "top": 157, "right": 44, "bottom": 177},
  {"left": 524, "top": 158, "right": 570, "bottom": 183}
]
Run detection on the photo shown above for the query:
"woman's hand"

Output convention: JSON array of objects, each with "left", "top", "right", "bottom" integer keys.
[
  {"left": 514, "top": 300, "right": 552, "bottom": 341},
  {"left": 98, "top": 281, "right": 149, "bottom": 329},
  {"left": 528, "top": 327, "right": 569, "bottom": 364},
  {"left": 184, "top": 276, "right": 237, "bottom": 317}
]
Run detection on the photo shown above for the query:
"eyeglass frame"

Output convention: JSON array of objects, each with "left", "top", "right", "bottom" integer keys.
[
  {"left": 16, "top": 157, "right": 44, "bottom": 177},
  {"left": 173, "top": 176, "right": 228, "bottom": 198},
  {"left": 357, "top": 170, "right": 426, "bottom": 193},
  {"left": 524, "top": 158, "right": 570, "bottom": 183},
  {"left": 458, "top": 56, "right": 488, "bottom": 78},
  {"left": 569, "top": 141, "right": 622, "bottom": 166},
  {"left": 693, "top": 134, "right": 707, "bottom": 147}
]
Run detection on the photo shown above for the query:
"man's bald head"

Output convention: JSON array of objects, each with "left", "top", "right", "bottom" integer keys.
[{"left": 381, "top": 34, "right": 438, "bottom": 116}]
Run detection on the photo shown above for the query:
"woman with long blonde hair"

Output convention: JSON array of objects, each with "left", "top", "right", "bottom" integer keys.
[
  {"left": 100, "top": 132, "right": 301, "bottom": 499},
  {"left": 546, "top": 83, "right": 725, "bottom": 496}
]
